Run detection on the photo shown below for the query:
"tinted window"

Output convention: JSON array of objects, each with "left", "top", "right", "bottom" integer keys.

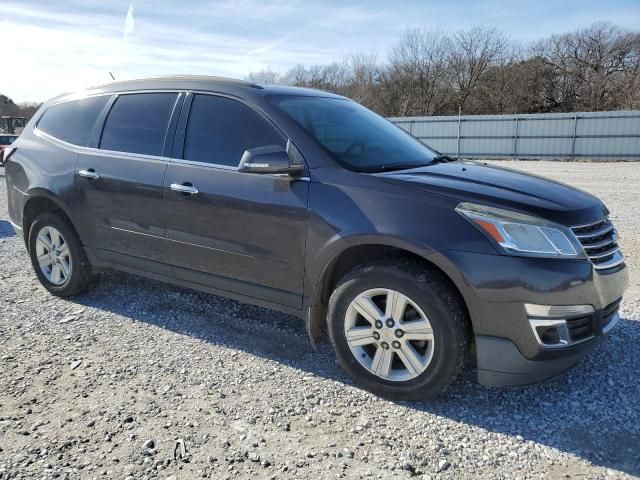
[
  {"left": 184, "top": 95, "right": 284, "bottom": 167},
  {"left": 269, "top": 96, "right": 438, "bottom": 172},
  {"left": 100, "top": 93, "right": 178, "bottom": 156},
  {"left": 37, "top": 96, "right": 109, "bottom": 146}
]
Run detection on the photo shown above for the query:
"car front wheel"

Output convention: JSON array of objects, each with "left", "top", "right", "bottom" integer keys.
[{"left": 327, "top": 259, "right": 470, "bottom": 400}]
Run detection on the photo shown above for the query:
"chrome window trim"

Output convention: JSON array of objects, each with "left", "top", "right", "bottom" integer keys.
[
  {"left": 167, "top": 157, "right": 310, "bottom": 181},
  {"left": 34, "top": 128, "right": 169, "bottom": 165},
  {"left": 170, "top": 158, "right": 236, "bottom": 170},
  {"left": 81, "top": 147, "right": 170, "bottom": 164},
  {"left": 34, "top": 127, "right": 98, "bottom": 154},
  {"left": 35, "top": 89, "right": 184, "bottom": 158},
  {"left": 34, "top": 87, "right": 310, "bottom": 178}
]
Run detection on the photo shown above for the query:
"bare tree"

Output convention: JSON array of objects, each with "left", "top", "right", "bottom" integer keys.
[
  {"left": 448, "top": 27, "right": 509, "bottom": 112},
  {"left": 244, "top": 22, "right": 639, "bottom": 117},
  {"left": 247, "top": 67, "right": 285, "bottom": 85},
  {"left": 381, "top": 29, "right": 452, "bottom": 116},
  {"left": 536, "top": 22, "right": 640, "bottom": 111},
  {"left": 338, "top": 54, "right": 380, "bottom": 108}
]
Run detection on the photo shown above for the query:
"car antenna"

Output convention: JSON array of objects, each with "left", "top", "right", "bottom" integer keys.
[{"left": 109, "top": 72, "right": 116, "bottom": 80}]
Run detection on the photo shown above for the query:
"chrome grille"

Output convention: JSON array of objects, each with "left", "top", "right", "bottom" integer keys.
[{"left": 571, "top": 218, "right": 624, "bottom": 270}]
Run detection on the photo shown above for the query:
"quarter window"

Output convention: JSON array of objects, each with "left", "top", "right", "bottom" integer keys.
[
  {"left": 100, "top": 93, "right": 178, "bottom": 156},
  {"left": 184, "top": 94, "right": 284, "bottom": 167},
  {"left": 37, "top": 96, "right": 110, "bottom": 146}
]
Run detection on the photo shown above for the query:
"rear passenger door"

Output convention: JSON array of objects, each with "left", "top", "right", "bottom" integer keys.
[
  {"left": 162, "top": 93, "right": 309, "bottom": 308},
  {"left": 75, "top": 92, "right": 182, "bottom": 271}
]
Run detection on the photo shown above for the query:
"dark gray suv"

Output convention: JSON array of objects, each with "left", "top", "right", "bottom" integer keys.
[{"left": 4, "top": 76, "right": 629, "bottom": 399}]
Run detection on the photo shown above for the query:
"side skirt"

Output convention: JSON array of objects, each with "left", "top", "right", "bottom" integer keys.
[{"left": 85, "top": 247, "right": 306, "bottom": 320}]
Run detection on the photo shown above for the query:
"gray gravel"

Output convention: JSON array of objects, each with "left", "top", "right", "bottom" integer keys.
[{"left": 0, "top": 161, "right": 639, "bottom": 480}]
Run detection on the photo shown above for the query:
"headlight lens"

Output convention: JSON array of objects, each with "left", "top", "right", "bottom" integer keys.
[{"left": 455, "top": 202, "right": 585, "bottom": 258}]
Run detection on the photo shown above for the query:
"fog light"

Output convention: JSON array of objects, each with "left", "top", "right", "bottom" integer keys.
[
  {"left": 536, "top": 326, "right": 561, "bottom": 345},
  {"left": 525, "top": 303, "right": 595, "bottom": 349},
  {"left": 529, "top": 318, "right": 570, "bottom": 348}
]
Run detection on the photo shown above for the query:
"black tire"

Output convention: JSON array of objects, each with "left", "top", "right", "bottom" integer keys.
[
  {"left": 327, "top": 259, "right": 470, "bottom": 400},
  {"left": 28, "top": 212, "right": 98, "bottom": 297}
]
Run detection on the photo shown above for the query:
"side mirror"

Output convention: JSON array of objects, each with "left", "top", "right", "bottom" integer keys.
[{"left": 238, "top": 145, "right": 304, "bottom": 175}]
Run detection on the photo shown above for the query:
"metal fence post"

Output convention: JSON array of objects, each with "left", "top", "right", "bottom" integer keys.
[
  {"left": 456, "top": 106, "right": 462, "bottom": 159},
  {"left": 513, "top": 117, "right": 519, "bottom": 160},
  {"left": 571, "top": 115, "right": 578, "bottom": 160}
]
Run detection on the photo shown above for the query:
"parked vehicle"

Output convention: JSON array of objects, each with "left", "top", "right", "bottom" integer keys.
[
  {"left": 4, "top": 76, "right": 628, "bottom": 399},
  {"left": 0, "top": 134, "right": 19, "bottom": 166}
]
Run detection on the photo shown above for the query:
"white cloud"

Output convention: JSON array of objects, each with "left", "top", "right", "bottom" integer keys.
[
  {"left": 2, "top": 0, "right": 638, "bottom": 103},
  {"left": 123, "top": 4, "right": 135, "bottom": 40},
  {"left": 1, "top": 1, "right": 364, "bottom": 103}
]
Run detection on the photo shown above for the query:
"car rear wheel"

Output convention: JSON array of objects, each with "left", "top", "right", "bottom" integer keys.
[
  {"left": 327, "top": 259, "right": 470, "bottom": 400},
  {"left": 28, "top": 212, "right": 98, "bottom": 296}
]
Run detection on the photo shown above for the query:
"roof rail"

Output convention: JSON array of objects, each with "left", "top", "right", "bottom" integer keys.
[{"left": 88, "top": 75, "right": 263, "bottom": 90}]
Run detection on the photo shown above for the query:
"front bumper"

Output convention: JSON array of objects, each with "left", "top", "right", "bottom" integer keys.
[{"left": 437, "top": 249, "right": 629, "bottom": 387}]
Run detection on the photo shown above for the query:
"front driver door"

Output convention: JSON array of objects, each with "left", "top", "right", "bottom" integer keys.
[{"left": 162, "top": 93, "right": 308, "bottom": 308}]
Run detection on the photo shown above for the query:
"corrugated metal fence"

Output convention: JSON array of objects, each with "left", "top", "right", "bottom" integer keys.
[{"left": 389, "top": 110, "right": 640, "bottom": 160}]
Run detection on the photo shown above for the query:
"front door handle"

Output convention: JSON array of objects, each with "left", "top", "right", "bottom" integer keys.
[
  {"left": 78, "top": 169, "right": 100, "bottom": 180},
  {"left": 170, "top": 182, "right": 199, "bottom": 195}
]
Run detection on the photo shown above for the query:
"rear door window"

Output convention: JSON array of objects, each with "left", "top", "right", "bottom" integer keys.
[
  {"left": 100, "top": 93, "right": 178, "bottom": 156},
  {"left": 37, "top": 95, "right": 110, "bottom": 146},
  {"left": 184, "top": 94, "right": 284, "bottom": 167}
]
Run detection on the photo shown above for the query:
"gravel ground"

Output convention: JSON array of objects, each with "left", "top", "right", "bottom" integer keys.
[{"left": 0, "top": 161, "right": 638, "bottom": 480}]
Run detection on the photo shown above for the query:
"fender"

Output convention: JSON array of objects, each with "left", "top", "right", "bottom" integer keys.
[
  {"left": 20, "top": 187, "right": 79, "bottom": 239},
  {"left": 304, "top": 232, "right": 478, "bottom": 347}
]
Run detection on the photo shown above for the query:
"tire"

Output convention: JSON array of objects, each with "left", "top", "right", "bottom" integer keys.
[
  {"left": 28, "top": 212, "right": 98, "bottom": 297},
  {"left": 327, "top": 259, "right": 470, "bottom": 400}
]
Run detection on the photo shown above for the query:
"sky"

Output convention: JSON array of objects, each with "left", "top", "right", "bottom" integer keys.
[{"left": 2, "top": 0, "right": 639, "bottom": 103}]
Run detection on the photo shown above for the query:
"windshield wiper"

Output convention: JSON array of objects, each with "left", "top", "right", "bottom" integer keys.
[
  {"left": 364, "top": 163, "right": 426, "bottom": 173},
  {"left": 430, "top": 154, "right": 456, "bottom": 164}
]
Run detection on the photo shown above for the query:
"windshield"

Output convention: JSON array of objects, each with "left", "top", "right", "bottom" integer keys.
[
  {"left": 0, "top": 135, "right": 18, "bottom": 145},
  {"left": 268, "top": 95, "right": 438, "bottom": 172}
]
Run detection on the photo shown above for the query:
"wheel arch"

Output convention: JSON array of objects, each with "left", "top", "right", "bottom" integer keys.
[
  {"left": 21, "top": 189, "right": 79, "bottom": 248},
  {"left": 306, "top": 238, "right": 475, "bottom": 348}
]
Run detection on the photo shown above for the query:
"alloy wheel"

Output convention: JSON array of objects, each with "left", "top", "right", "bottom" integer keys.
[
  {"left": 35, "top": 226, "right": 72, "bottom": 286},
  {"left": 344, "top": 288, "right": 435, "bottom": 382}
]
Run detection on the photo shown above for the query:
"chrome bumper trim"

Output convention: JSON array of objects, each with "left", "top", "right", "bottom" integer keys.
[{"left": 602, "top": 312, "right": 620, "bottom": 335}]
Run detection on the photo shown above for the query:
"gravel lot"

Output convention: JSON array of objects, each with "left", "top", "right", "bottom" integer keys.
[{"left": 0, "top": 161, "right": 639, "bottom": 480}]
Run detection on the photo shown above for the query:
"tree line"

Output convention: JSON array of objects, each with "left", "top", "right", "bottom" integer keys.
[
  {"left": 248, "top": 22, "right": 640, "bottom": 117},
  {"left": 0, "top": 95, "right": 40, "bottom": 121},
  {"left": 2, "top": 22, "right": 638, "bottom": 122}
]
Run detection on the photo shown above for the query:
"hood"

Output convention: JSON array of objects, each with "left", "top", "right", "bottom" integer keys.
[{"left": 377, "top": 161, "right": 607, "bottom": 226}]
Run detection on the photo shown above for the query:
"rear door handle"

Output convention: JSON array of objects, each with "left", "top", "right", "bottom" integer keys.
[
  {"left": 78, "top": 169, "right": 100, "bottom": 180},
  {"left": 170, "top": 182, "right": 199, "bottom": 195}
]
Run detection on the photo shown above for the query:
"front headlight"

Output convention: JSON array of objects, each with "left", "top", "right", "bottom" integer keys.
[{"left": 455, "top": 202, "right": 585, "bottom": 258}]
